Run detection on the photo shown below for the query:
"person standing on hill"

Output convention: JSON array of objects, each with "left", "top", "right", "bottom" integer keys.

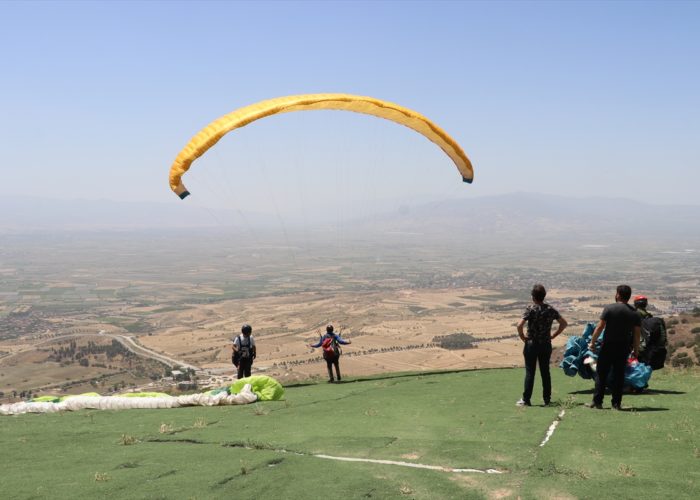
[
  {"left": 232, "top": 324, "right": 257, "bottom": 379},
  {"left": 516, "top": 284, "right": 568, "bottom": 407},
  {"left": 587, "top": 285, "right": 641, "bottom": 410},
  {"left": 309, "top": 325, "right": 351, "bottom": 383}
]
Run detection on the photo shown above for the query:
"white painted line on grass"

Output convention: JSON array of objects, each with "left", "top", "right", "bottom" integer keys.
[
  {"left": 539, "top": 409, "right": 566, "bottom": 447},
  {"left": 314, "top": 454, "right": 504, "bottom": 474}
]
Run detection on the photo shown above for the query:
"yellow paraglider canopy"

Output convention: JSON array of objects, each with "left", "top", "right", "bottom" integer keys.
[{"left": 169, "top": 93, "right": 474, "bottom": 199}]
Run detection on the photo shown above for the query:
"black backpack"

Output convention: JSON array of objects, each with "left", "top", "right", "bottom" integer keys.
[
  {"left": 232, "top": 335, "right": 253, "bottom": 366},
  {"left": 238, "top": 335, "right": 252, "bottom": 359},
  {"left": 640, "top": 316, "right": 667, "bottom": 370}
]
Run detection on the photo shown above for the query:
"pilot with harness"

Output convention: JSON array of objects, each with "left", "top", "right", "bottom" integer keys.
[
  {"left": 309, "top": 325, "right": 351, "bottom": 383},
  {"left": 232, "top": 324, "right": 257, "bottom": 379},
  {"left": 634, "top": 295, "right": 668, "bottom": 370}
]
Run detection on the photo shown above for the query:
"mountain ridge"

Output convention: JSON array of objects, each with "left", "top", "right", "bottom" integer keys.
[{"left": 2, "top": 193, "right": 699, "bottom": 240}]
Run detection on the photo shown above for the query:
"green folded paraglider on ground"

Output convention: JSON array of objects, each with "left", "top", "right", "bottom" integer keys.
[{"left": 0, "top": 375, "right": 284, "bottom": 416}]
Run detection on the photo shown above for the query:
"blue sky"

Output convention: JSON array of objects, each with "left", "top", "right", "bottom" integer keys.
[{"left": 1, "top": 0, "right": 698, "bottom": 217}]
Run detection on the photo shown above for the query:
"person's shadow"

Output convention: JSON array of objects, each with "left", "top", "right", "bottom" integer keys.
[
  {"left": 568, "top": 388, "right": 685, "bottom": 396},
  {"left": 573, "top": 403, "right": 669, "bottom": 412},
  {"left": 615, "top": 406, "right": 669, "bottom": 412},
  {"left": 643, "top": 389, "right": 686, "bottom": 395},
  {"left": 568, "top": 389, "right": 594, "bottom": 395}
]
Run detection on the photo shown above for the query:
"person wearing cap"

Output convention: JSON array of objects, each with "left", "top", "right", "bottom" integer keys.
[
  {"left": 232, "top": 324, "right": 257, "bottom": 379},
  {"left": 515, "top": 284, "right": 568, "bottom": 407},
  {"left": 587, "top": 285, "right": 641, "bottom": 410},
  {"left": 309, "top": 325, "right": 351, "bottom": 383},
  {"left": 633, "top": 295, "right": 650, "bottom": 317}
]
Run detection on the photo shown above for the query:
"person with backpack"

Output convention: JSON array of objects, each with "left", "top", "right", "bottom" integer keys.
[
  {"left": 515, "top": 284, "right": 568, "bottom": 407},
  {"left": 232, "top": 324, "right": 257, "bottom": 379},
  {"left": 634, "top": 295, "right": 668, "bottom": 370},
  {"left": 309, "top": 325, "right": 351, "bottom": 383}
]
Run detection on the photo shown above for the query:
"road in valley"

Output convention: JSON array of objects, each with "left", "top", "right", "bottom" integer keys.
[{"left": 1, "top": 330, "right": 199, "bottom": 372}]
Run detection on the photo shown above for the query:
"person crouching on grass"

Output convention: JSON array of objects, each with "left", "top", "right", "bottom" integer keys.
[{"left": 516, "top": 284, "right": 568, "bottom": 407}]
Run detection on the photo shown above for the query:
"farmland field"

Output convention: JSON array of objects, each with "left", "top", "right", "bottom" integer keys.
[{"left": 1, "top": 230, "right": 699, "bottom": 398}]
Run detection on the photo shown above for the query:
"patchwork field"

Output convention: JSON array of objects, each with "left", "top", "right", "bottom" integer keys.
[{"left": 1, "top": 231, "right": 698, "bottom": 399}]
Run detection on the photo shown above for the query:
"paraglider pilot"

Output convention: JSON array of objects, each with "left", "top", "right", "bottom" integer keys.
[
  {"left": 232, "top": 324, "right": 256, "bottom": 379},
  {"left": 309, "top": 325, "right": 351, "bottom": 383}
]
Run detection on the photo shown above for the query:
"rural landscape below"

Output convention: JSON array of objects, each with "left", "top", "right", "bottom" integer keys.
[{"left": 2, "top": 196, "right": 699, "bottom": 401}]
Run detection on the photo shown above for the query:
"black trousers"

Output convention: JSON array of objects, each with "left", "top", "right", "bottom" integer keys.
[
  {"left": 522, "top": 340, "right": 552, "bottom": 403},
  {"left": 324, "top": 354, "right": 341, "bottom": 381},
  {"left": 593, "top": 344, "right": 628, "bottom": 407},
  {"left": 237, "top": 358, "right": 253, "bottom": 379}
]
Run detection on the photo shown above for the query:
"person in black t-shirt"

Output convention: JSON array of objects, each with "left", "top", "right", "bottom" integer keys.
[
  {"left": 516, "top": 284, "right": 568, "bottom": 407},
  {"left": 587, "top": 285, "right": 641, "bottom": 410}
]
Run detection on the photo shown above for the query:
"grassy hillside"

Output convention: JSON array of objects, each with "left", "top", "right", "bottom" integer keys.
[{"left": 2, "top": 367, "right": 699, "bottom": 499}]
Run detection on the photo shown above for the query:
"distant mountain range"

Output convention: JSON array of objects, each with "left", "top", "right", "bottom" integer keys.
[
  {"left": 352, "top": 193, "right": 700, "bottom": 241},
  {"left": 2, "top": 193, "right": 699, "bottom": 243}
]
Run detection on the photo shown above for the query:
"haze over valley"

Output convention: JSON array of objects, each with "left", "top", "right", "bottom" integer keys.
[{"left": 2, "top": 194, "right": 698, "bottom": 400}]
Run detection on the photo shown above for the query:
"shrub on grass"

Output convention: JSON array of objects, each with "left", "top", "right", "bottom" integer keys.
[
  {"left": 672, "top": 355, "right": 693, "bottom": 368},
  {"left": 618, "top": 464, "right": 636, "bottom": 477},
  {"left": 120, "top": 434, "right": 139, "bottom": 445}
]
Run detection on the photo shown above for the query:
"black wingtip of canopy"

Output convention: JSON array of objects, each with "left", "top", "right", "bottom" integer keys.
[
  {"left": 178, "top": 190, "right": 191, "bottom": 200},
  {"left": 462, "top": 176, "right": 473, "bottom": 184}
]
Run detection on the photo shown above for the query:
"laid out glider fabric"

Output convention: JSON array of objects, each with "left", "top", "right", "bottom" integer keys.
[
  {"left": 169, "top": 94, "right": 474, "bottom": 199},
  {"left": 229, "top": 375, "right": 285, "bottom": 401},
  {"left": 1, "top": 385, "right": 258, "bottom": 416},
  {"left": 560, "top": 323, "right": 597, "bottom": 379},
  {"left": 560, "top": 323, "right": 652, "bottom": 389}
]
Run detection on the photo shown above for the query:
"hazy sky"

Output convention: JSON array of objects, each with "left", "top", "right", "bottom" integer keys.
[{"left": 2, "top": 0, "right": 699, "bottom": 218}]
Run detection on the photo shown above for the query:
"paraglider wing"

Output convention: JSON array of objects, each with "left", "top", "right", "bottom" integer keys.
[
  {"left": 169, "top": 94, "right": 474, "bottom": 199},
  {"left": 0, "top": 376, "right": 288, "bottom": 415}
]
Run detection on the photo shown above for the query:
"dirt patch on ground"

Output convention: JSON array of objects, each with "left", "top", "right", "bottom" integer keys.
[{"left": 138, "top": 287, "right": 556, "bottom": 383}]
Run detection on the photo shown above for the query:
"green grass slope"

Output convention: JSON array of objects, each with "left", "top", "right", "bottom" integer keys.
[{"left": 2, "top": 367, "right": 699, "bottom": 499}]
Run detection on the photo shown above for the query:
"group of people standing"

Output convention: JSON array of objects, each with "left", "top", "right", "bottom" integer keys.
[
  {"left": 517, "top": 283, "right": 660, "bottom": 410},
  {"left": 230, "top": 323, "right": 351, "bottom": 382},
  {"left": 230, "top": 283, "right": 657, "bottom": 406}
]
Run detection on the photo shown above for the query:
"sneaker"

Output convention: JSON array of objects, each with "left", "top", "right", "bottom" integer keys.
[
  {"left": 612, "top": 404, "right": 622, "bottom": 411},
  {"left": 515, "top": 399, "right": 531, "bottom": 407},
  {"left": 585, "top": 402, "right": 603, "bottom": 409}
]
